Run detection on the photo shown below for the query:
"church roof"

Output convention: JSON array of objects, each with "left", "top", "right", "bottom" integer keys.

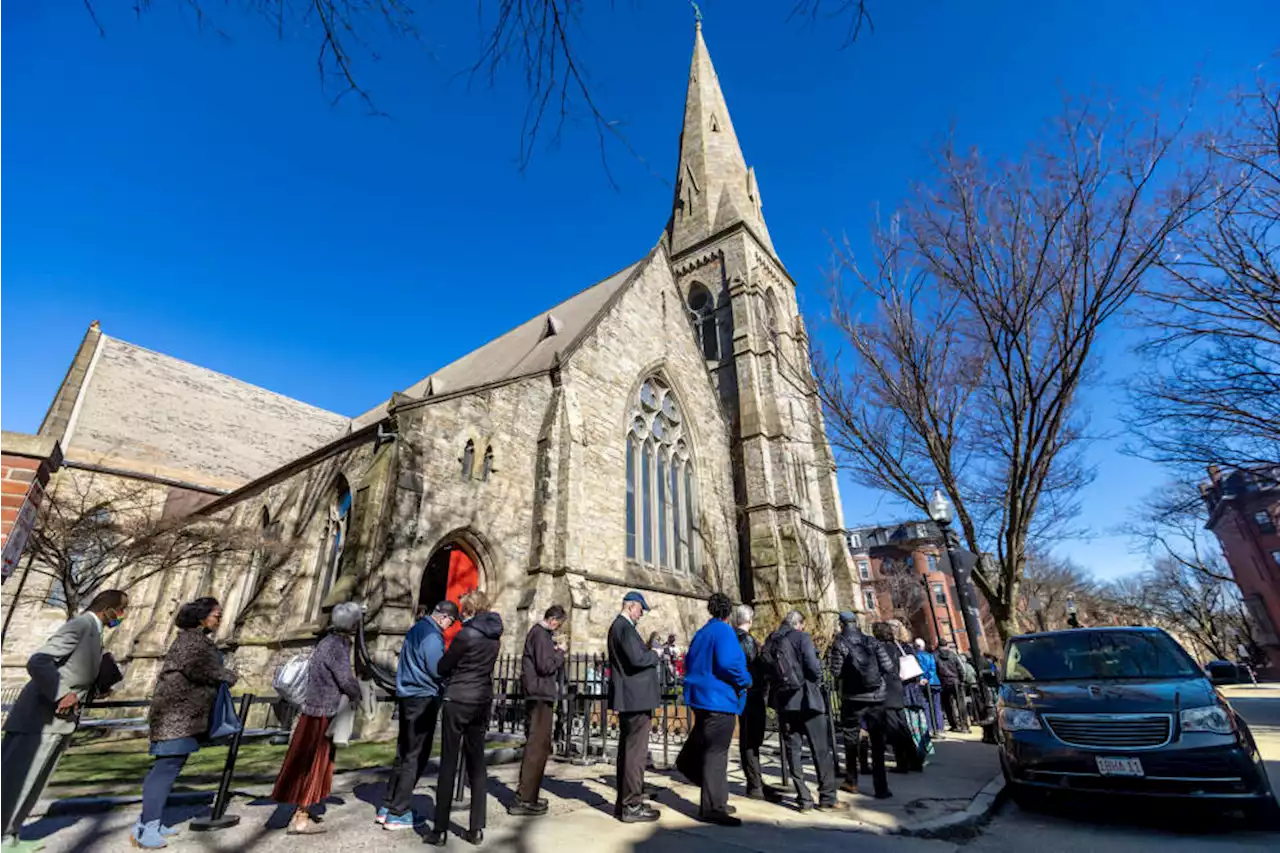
[
  {"left": 351, "top": 257, "right": 648, "bottom": 428},
  {"left": 665, "top": 22, "right": 775, "bottom": 258},
  {"left": 50, "top": 330, "right": 351, "bottom": 492}
]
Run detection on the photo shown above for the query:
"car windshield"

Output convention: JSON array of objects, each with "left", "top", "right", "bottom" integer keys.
[{"left": 1004, "top": 631, "right": 1200, "bottom": 682}]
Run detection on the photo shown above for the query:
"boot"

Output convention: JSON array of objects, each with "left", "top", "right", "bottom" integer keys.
[{"left": 130, "top": 821, "right": 168, "bottom": 849}]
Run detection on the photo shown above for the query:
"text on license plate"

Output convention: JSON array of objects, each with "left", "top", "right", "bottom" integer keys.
[{"left": 1096, "top": 757, "right": 1144, "bottom": 777}]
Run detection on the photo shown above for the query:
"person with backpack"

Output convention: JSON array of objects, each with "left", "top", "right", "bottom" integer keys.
[
  {"left": 376, "top": 599, "right": 459, "bottom": 830},
  {"left": 934, "top": 641, "right": 968, "bottom": 732},
  {"left": 762, "top": 611, "right": 837, "bottom": 811},
  {"left": 733, "top": 605, "right": 784, "bottom": 803},
  {"left": 826, "top": 611, "right": 893, "bottom": 798}
]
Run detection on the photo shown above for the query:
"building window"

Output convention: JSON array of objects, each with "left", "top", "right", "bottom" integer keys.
[
  {"left": 932, "top": 582, "right": 947, "bottom": 605},
  {"left": 927, "top": 554, "right": 938, "bottom": 572},
  {"left": 481, "top": 446, "right": 494, "bottom": 481},
  {"left": 764, "top": 291, "right": 781, "bottom": 353},
  {"left": 848, "top": 533, "right": 861, "bottom": 550},
  {"left": 858, "top": 560, "right": 871, "bottom": 581},
  {"left": 626, "top": 376, "right": 697, "bottom": 572},
  {"left": 313, "top": 478, "right": 351, "bottom": 616},
  {"left": 687, "top": 283, "right": 718, "bottom": 360},
  {"left": 461, "top": 440, "right": 475, "bottom": 480},
  {"left": 863, "top": 590, "right": 876, "bottom": 612},
  {"left": 46, "top": 508, "right": 111, "bottom": 610},
  {"left": 1255, "top": 510, "right": 1276, "bottom": 534}
]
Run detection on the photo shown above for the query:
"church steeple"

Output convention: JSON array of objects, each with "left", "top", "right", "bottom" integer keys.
[{"left": 666, "top": 22, "right": 775, "bottom": 258}]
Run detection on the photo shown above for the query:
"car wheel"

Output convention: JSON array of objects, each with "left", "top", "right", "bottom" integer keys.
[
  {"left": 1242, "top": 796, "right": 1280, "bottom": 830},
  {"left": 1006, "top": 782, "right": 1041, "bottom": 812}
]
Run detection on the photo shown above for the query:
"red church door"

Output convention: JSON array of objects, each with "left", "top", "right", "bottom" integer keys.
[{"left": 443, "top": 547, "right": 479, "bottom": 646}]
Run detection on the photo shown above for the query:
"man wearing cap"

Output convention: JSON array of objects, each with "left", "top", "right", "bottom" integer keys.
[
  {"left": 607, "top": 592, "right": 662, "bottom": 823},
  {"left": 827, "top": 610, "right": 893, "bottom": 798}
]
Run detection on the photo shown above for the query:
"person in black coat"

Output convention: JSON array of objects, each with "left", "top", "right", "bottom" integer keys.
[
  {"left": 607, "top": 592, "right": 662, "bottom": 823},
  {"left": 934, "top": 641, "right": 969, "bottom": 731},
  {"left": 509, "top": 605, "right": 567, "bottom": 816},
  {"left": 765, "top": 611, "right": 837, "bottom": 810},
  {"left": 827, "top": 611, "right": 893, "bottom": 798},
  {"left": 872, "top": 622, "right": 923, "bottom": 773},
  {"left": 426, "top": 591, "right": 504, "bottom": 847},
  {"left": 734, "top": 605, "right": 784, "bottom": 803}
]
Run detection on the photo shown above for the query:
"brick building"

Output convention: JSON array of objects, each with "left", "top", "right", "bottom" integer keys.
[
  {"left": 846, "top": 520, "right": 985, "bottom": 655},
  {"left": 2, "top": 23, "right": 860, "bottom": 695},
  {"left": 1, "top": 432, "right": 63, "bottom": 583},
  {"left": 1201, "top": 466, "right": 1280, "bottom": 678}
]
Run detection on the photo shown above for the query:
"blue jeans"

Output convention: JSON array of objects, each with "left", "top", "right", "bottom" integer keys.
[{"left": 141, "top": 755, "right": 188, "bottom": 824}]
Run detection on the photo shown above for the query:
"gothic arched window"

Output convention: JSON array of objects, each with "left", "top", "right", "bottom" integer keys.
[
  {"left": 687, "top": 283, "right": 718, "bottom": 360},
  {"left": 625, "top": 376, "right": 698, "bottom": 573},
  {"left": 313, "top": 477, "right": 351, "bottom": 616}
]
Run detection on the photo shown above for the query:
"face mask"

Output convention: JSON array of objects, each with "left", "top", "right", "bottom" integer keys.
[{"left": 105, "top": 611, "right": 124, "bottom": 629}]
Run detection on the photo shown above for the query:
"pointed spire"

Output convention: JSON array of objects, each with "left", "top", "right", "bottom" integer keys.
[{"left": 666, "top": 22, "right": 775, "bottom": 258}]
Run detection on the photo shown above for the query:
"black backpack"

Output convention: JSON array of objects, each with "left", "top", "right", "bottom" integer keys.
[
  {"left": 839, "top": 633, "right": 884, "bottom": 696},
  {"left": 761, "top": 629, "right": 804, "bottom": 694}
]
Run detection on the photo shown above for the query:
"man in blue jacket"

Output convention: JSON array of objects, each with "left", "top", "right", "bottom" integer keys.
[
  {"left": 378, "top": 600, "right": 459, "bottom": 830},
  {"left": 676, "top": 592, "right": 751, "bottom": 826}
]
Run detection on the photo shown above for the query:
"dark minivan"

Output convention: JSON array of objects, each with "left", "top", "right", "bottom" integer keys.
[{"left": 997, "top": 627, "right": 1274, "bottom": 815}]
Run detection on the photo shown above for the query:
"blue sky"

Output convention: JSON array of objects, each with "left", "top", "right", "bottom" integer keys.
[{"left": 4, "top": 1, "right": 1275, "bottom": 579}]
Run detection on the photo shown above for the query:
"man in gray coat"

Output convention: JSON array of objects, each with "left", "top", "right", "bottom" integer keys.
[{"left": 2, "top": 589, "right": 129, "bottom": 849}]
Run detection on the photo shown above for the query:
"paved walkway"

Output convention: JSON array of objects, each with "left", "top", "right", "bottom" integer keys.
[{"left": 22, "top": 730, "right": 999, "bottom": 851}]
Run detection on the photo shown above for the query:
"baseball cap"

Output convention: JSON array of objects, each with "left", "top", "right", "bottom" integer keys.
[
  {"left": 839, "top": 610, "right": 858, "bottom": 623},
  {"left": 622, "top": 591, "right": 651, "bottom": 611}
]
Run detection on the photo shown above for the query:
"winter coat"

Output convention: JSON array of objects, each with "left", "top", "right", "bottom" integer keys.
[
  {"left": 879, "top": 640, "right": 906, "bottom": 710},
  {"left": 607, "top": 614, "right": 662, "bottom": 713},
  {"left": 737, "top": 628, "right": 768, "bottom": 699},
  {"left": 301, "top": 631, "right": 363, "bottom": 718},
  {"left": 440, "top": 611, "right": 504, "bottom": 706},
  {"left": 916, "top": 650, "right": 941, "bottom": 687},
  {"left": 827, "top": 624, "right": 891, "bottom": 703},
  {"left": 683, "top": 618, "right": 751, "bottom": 714},
  {"left": 521, "top": 622, "right": 565, "bottom": 701},
  {"left": 396, "top": 616, "right": 447, "bottom": 699},
  {"left": 768, "top": 623, "right": 826, "bottom": 715},
  {"left": 935, "top": 647, "right": 963, "bottom": 686},
  {"left": 149, "top": 628, "right": 237, "bottom": 743}
]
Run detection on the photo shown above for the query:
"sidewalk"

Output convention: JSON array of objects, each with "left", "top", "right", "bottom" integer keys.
[{"left": 20, "top": 730, "right": 1000, "bottom": 851}]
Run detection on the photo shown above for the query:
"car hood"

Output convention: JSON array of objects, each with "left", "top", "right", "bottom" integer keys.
[{"left": 1001, "top": 676, "right": 1216, "bottom": 714}]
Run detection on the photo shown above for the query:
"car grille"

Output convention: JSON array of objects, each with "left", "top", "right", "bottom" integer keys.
[{"left": 1043, "top": 713, "right": 1173, "bottom": 749}]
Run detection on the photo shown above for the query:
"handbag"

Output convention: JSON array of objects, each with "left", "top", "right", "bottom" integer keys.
[
  {"left": 898, "top": 647, "right": 924, "bottom": 682},
  {"left": 328, "top": 695, "right": 355, "bottom": 746},
  {"left": 207, "top": 682, "right": 242, "bottom": 741}
]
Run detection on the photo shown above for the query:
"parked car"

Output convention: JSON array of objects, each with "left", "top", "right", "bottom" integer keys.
[
  {"left": 1204, "top": 660, "right": 1241, "bottom": 684},
  {"left": 997, "top": 626, "right": 1276, "bottom": 819}
]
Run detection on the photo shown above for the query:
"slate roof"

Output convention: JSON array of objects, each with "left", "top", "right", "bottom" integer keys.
[{"left": 351, "top": 257, "right": 648, "bottom": 428}]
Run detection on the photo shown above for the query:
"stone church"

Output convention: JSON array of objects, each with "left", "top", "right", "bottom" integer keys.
[{"left": 2, "top": 23, "right": 859, "bottom": 690}]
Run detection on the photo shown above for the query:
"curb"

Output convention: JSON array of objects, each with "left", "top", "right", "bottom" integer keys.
[
  {"left": 898, "top": 773, "right": 1006, "bottom": 839},
  {"left": 35, "top": 747, "right": 525, "bottom": 819}
]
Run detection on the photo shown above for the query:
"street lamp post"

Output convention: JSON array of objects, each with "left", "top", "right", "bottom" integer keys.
[
  {"left": 920, "top": 573, "right": 944, "bottom": 647},
  {"left": 927, "top": 489, "right": 998, "bottom": 744}
]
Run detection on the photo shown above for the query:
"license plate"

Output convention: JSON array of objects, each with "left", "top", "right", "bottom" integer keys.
[{"left": 1096, "top": 757, "right": 1144, "bottom": 777}]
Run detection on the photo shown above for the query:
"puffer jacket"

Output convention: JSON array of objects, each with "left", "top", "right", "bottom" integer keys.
[
  {"left": 149, "top": 628, "right": 237, "bottom": 743},
  {"left": 440, "top": 611, "right": 505, "bottom": 705}
]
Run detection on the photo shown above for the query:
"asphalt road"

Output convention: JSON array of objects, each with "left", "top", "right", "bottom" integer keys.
[{"left": 964, "top": 686, "right": 1280, "bottom": 853}]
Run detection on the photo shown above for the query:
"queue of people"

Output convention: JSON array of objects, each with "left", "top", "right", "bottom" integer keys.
[{"left": 3, "top": 586, "right": 981, "bottom": 849}]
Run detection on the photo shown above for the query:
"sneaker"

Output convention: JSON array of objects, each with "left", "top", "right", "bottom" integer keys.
[
  {"left": 374, "top": 807, "right": 388, "bottom": 825},
  {"left": 383, "top": 811, "right": 415, "bottom": 831},
  {"left": 506, "top": 801, "right": 548, "bottom": 817},
  {"left": 618, "top": 804, "right": 659, "bottom": 824}
]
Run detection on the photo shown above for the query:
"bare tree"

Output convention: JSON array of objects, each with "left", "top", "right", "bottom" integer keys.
[
  {"left": 1125, "top": 482, "right": 1237, "bottom": 584},
  {"left": 1130, "top": 68, "right": 1280, "bottom": 473},
  {"left": 1018, "top": 551, "right": 1100, "bottom": 633},
  {"left": 8, "top": 471, "right": 255, "bottom": 621},
  {"left": 813, "top": 97, "right": 1215, "bottom": 642},
  {"left": 97, "top": 1, "right": 872, "bottom": 181},
  {"left": 877, "top": 554, "right": 925, "bottom": 623}
]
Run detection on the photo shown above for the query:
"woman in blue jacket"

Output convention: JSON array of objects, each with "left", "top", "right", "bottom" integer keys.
[
  {"left": 676, "top": 592, "right": 751, "bottom": 826},
  {"left": 914, "top": 638, "right": 944, "bottom": 734}
]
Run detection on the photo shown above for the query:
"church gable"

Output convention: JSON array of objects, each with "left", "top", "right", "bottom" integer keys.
[{"left": 553, "top": 247, "right": 740, "bottom": 609}]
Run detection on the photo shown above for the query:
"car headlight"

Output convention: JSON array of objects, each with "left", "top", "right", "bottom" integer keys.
[
  {"left": 1179, "top": 705, "right": 1234, "bottom": 734},
  {"left": 999, "top": 708, "right": 1042, "bottom": 731}
]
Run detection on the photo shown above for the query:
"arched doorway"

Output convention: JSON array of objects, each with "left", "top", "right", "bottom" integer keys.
[{"left": 418, "top": 537, "right": 483, "bottom": 646}]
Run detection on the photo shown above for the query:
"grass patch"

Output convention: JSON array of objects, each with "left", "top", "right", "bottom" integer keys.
[{"left": 51, "top": 736, "right": 522, "bottom": 789}]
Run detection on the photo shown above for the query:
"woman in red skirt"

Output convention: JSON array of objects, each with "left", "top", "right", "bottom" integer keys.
[{"left": 271, "top": 602, "right": 364, "bottom": 835}]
